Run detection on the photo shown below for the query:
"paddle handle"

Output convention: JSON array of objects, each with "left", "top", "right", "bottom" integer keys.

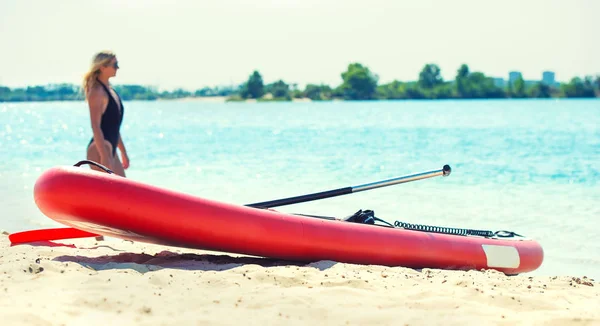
[
  {"left": 247, "top": 165, "right": 451, "bottom": 209},
  {"left": 353, "top": 164, "right": 451, "bottom": 192}
]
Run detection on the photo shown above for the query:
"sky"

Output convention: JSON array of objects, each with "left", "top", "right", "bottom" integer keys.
[{"left": 0, "top": 0, "right": 598, "bottom": 91}]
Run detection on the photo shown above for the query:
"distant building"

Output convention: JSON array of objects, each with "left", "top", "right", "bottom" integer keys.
[
  {"left": 542, "top": 71, "right": 556, "bottom": 85},
  {"left": 508, "top": 71, "right": 522, "bottom": 83}
]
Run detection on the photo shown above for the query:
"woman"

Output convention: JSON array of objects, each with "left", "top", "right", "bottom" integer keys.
[{"left": 82, "top": 51, "right": 129, "bottom": 177}]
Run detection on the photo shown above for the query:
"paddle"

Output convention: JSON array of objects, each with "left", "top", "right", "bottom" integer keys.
[
  {"left": 247, "top": 164, "right": 451, "bottom": 208},
  {"left": 9, "top": 164, "right": 451, "bottom": 244},
  {"left": 8, "top": 227, "right": 99, "bottom": 245}
]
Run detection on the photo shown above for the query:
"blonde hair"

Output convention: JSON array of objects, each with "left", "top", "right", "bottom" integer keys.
[{"left": 82, "top": 51, "right": 116, "bottom": 97}]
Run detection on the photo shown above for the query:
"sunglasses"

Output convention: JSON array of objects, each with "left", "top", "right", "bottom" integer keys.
[{"left": 105, "top": 61, "right": 119, "bottom": 69}]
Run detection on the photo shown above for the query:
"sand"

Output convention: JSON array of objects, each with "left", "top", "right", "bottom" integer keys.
[{"left": 0, "top": 233, "right": 598, "bottom": 326}]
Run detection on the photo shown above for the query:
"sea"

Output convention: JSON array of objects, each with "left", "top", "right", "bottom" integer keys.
[{"left": 1, "top": 98, "right": 598, "bottom": 279}]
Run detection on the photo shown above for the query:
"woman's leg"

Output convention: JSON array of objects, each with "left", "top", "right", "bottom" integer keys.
[
  {"left": 112, "top": 152, "right": 126, "bottom": 178},
  {"left": 87, "top": 140, "right": 115, "bottom": 172}
]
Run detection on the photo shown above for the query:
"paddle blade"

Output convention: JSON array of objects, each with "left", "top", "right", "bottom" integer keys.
[{"left": 8, "top": 228, "right": 99, "bottom": 245}]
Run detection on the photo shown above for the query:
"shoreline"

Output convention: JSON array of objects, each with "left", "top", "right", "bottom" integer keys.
[
  {"left": 1, "top": 234, "right": 598, "bottom": 325},
  {"left": 163, "top": 96, "right": 312, "bottom": 103},
  {"left": 2, "top": 97, "right": 599, "bottom": 105}
]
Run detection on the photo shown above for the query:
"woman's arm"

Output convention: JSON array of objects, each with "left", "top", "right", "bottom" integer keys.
[
  {"left": 88, "top": 88, "right": 111, "bottom": 166},
  {"left": 117, "top": 135, "right": 127, "bottom": 155},
  {"left": 118, "top": 135, "right": 129, "bottom": 169}
]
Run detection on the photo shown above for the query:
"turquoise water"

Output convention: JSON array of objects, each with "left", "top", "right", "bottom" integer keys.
[{"left": 1, "top": 99, "right": 599, "bottom": 278}]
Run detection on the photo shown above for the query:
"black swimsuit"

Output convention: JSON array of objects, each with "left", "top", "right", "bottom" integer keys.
[{"left": 88, "top": 80, "right": 124, "bottom": 156}]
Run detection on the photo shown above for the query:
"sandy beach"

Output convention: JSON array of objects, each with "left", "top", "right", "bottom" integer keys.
[{"left": 0, "top": 233, "right": 598, "bottom": 326}]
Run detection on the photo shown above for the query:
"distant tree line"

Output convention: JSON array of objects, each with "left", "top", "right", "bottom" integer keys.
[
  {"left": 232, "top": 63, "right": 600, "bottom": 101},
  {"left": 1, "top": 63, "right": 599, "bottom": 102},
  {"left": 0, "top": 84, "right": 240, "bottom": 102}
]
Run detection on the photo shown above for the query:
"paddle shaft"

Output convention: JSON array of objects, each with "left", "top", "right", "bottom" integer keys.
[{"left": 247, "top": 165, "right": 451, "bottom": 208}]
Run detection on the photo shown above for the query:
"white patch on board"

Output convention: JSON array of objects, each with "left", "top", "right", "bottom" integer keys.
[{"left": 481, "top": 244, "right": 520, "bottom": 268}]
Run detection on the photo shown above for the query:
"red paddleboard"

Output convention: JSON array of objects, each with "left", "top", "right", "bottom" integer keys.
[{"left": 32, "top": 166, "right": 544, "bottom": 274}]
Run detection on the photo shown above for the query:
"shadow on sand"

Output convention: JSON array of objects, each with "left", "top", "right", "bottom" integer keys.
[{"left": 52, "top": 250, "right": 339, "bottom": 274}]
